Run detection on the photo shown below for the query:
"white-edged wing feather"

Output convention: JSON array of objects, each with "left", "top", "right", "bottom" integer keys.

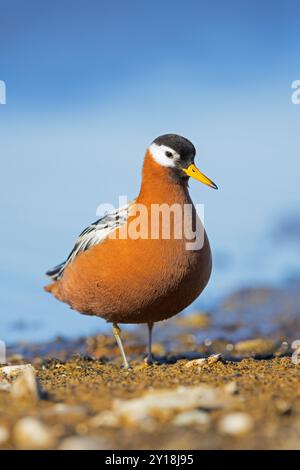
[{"left": 46, "top": 202, "right": 132, "bottom": 281}]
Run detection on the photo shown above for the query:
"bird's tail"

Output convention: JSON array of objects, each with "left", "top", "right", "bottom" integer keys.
[{"left": 44, "top": 281, "right": 63, "bottom": 301}]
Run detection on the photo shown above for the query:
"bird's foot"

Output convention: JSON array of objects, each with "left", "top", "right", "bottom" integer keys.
[
  {"left": 144, "top": 354, "right": 155, "bottom": 365},
  {"left": 121, "top": 359, "right": 132, "bottom": 370}
]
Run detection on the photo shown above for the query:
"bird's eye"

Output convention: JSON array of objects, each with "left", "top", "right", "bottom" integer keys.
[{"left": 165, "top": 151, "right": 173, "bottom": 158}]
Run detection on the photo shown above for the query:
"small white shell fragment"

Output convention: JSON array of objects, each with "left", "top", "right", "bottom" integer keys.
[
  {"left": 218, "top": 412, "right": 253, "bottom": 436},
  {"left": 207, "top": 353, "right": 223, "bottom": 365},
  {"left": 185, "top": 354, "right": 223, "bottom": 368}
]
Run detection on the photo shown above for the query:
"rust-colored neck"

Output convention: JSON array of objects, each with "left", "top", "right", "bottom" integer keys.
[{"left": 137, "top": 150, "right": 191, "bottom": 205}]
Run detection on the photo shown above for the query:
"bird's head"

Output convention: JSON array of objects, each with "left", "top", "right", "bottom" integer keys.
[{"left": 148, "top": 134, "right": 218, "bottom": 190}]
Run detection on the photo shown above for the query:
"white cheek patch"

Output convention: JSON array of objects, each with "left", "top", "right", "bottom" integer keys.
[{"left": 149, "top": 143, "right": 178, "bottom": 168}]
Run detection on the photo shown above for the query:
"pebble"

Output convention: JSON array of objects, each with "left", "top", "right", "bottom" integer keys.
[
  {"left": 58, "top": 436, "right": 109, "bottom": 450},
  {"left": 218, "top": 412, "right": 253, "bottom": 436},
  {"left": 47, "top": 403, "right": 87, "bottom": 416},
  {"left": 176, "top": 312, "right": 211, "bottom": 328},
  {"left": 8, "top": 354, "right": 24, "bottom": 364},
  {"left": 224, "top": 381, "right": 238, "bottom": 395},
  {"left": 275, "top": 400, "right": 292, "bottom": 415},
  {"left": 0, "top": 425, "right": 9, "bottom": 444},
  {"left": 0, "top": 364, "right": 35, "bottom": 380},
  {"left": 13, "top": 417, "right": 56, "bottom": 449},
  {"left": 234, "top": 339, "right": 275, "bottom": 355},
  {"left": 0, "top": 380, "right": 11, "bottom": 392},
  {"left": 11, "top": 368, "right": 43, "bottom": 401},
  {"left": 89, "top": 410, "right": 120, "bottom": 427},
  {"left": 113, "top": 385, "right": 230, "bottom": 425},
  {"left": 172, "top": 410, "right": 211, "bottom": 427}
]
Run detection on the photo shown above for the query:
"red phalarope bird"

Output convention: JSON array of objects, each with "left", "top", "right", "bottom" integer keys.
[{"left": 45, "top": 134, "right": 218, "bottom": 368}]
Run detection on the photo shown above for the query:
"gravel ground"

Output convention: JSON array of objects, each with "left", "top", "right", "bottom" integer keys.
[{"left": 1, "top": 284, "right": 300, "bottom": 450}]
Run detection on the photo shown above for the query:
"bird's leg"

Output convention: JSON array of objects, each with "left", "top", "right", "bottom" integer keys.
[
  {"left": 144, "top": 321, "right": 154, "bottom": 365},
  {"left": 112, "top": 323, "right": 130, "bottom": 369}
]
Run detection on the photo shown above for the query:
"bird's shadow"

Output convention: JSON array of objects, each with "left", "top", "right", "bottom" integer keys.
[{"left": 148, "top": 351, "right": 291, "bottom": 365}]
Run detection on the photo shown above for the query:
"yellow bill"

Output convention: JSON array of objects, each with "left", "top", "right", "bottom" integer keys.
[{"left": 182, "top": 164, "right": 218, "bottom": 190}]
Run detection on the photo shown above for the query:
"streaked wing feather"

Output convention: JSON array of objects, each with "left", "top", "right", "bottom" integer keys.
[{"left": 46, "top": 203, "right": 132, "bottom": 281}]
